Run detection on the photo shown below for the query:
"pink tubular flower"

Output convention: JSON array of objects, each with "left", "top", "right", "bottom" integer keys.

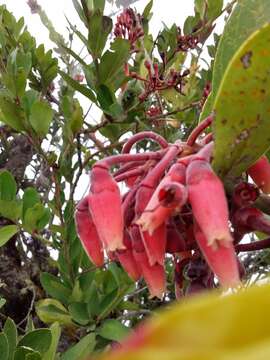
[
  {"left": 135, "top": 185, "right": 167, "bottom": 266},
  {"left": 88, "top": 165, "right": 124, "bottom": 252},
  {"left": 186, "top": 159, "right": 233, "bottom": 249},
  {"left": 116, "top": 230, "right": 141, "bottom": 281},
  {"left": 130, "top": 225, "right": 166, "bottom": 298},
  {"left": 140, "top": 224, "right": 167, "bottom": 266},
  {"left": 75, "top": 197, "right": 104, "bottom": 267},
  {"left": 194, "top": 222, "right": 240, "bottom": 288},
  {"left": 247, "top": 155, "right": 270, "bottom": 194},
  {"left": 137, "top": 180, "right": 187, "bottom": 235}
]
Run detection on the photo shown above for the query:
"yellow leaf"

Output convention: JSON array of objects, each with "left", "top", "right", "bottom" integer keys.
[{"left": 98, "top": 283, "right": 270, "bottom": 360}]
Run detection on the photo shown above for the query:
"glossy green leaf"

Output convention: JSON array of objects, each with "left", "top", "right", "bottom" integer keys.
[
  {"left": 0, "top": 199, "right": 22, "bottom": 221},
  {"left": 40, "top": 272, "right": 72, "bottom": 306},
  {"left": 0, "top": 225, "right": 19, "bottom": 247},
  {"left": 206, "top": 0, "right": 223, "bottom": 22},
  {"left": 0, "top": 170, "right": 17, "bottom": 201},
  {"left": 59, "top": 70, "right": 96, "bottom": 102},
  {"left": 200, "top": 0, "right": 270, "bottom": 120},
  {"left": 22, "top": 188, "right": 40, "bottom": 218},
  {"left": 14, "top": 347, "right": 41, "bottom": 360},
  {"left": 18, "top": 329, "right": 52, "bottom": 354},
  {"left": 212, "top": 23, "right": 270, "bottom": 177},
  {"left": 3, "top": 318, "right": 17, "bottom": 360},
  {"left": 94, "top": 0, "right": 105, "bottom": 12},
  {"left": 72, "top": 0, "right": 87, "bottom": 26},
  {"left": 88, "top": 12, "right": 112, "bottom": 58},
  {"left": 0, "top": 332, "right": 9, "bottom": 360},
  {"left": 68, "top": 302, "right": 89, "bottom": 325},
  {"left": 143, "top": 0, "right": 153, "bottom": 19},
  {"left": 97, "top": 319, "right": 130, "bottom": 342},
  {"left": 99, "top": 38, "right": 130, "bottom": 88},
  {"left": 99, "top": 283, "right": 270, "bottom": 360},
  {"left": 0, "top": 94, "right": 26, "bottom": 131},
  {"left": 43, "top": 323, "right": 61, "bottom": 360},
  {"left": 61, "top": 333, "right": 96, "bottom": 360},
  {"left": 29, "top": 101, "right": 53, "bottom": 136},
  {"left": 23, "top": 203, "right": 50, "bottom": 233},
  {"left": 35, "top": 299, "right": 73, "bottom": 325}
]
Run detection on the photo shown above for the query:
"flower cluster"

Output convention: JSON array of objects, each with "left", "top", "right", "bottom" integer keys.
[
  {"left": 75, "top": 116, "right": 270, "bottom": 298},
  {"left": 113, "top": 8, "right": 144, "bottom": 52},
  {"left": 129, "top": 61, "right": 190, "bottom": 102}
]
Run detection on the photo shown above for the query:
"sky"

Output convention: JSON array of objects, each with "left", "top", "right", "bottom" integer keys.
[{"left": 2, "top": 1, "right": 196, "bottom": 49}]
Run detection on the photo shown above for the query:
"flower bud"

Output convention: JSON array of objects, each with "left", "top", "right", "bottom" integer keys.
[
  {"left": 187, "top": 159, "right": 233, "bottom": 249},
  {"left": 247, "top": 155, "right": 270, "bottom": 194},
  {"left": 194, "top": 223, "right": 240, "bottom": 288},
  {"left": 88, "top": 165, "right": 124, "bottom": 251},
  {"left": 75, "top": 197, "right": 104, "bottom": 267}
]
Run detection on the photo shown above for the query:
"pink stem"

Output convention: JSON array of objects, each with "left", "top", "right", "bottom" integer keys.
[
  {"left": 113, "top": 161, "right": 145, "bottom": 177},
  {"left": 140, "top": 145, "right": 181, "bottom": 188},
  {"left": 96, "top": 149, "right": 166, "bottom": 169},
  {"left": 235, "top": 238, "right": 270, "bottom": 252},
  {"left": 122, "top": 131, "right": 169, "bottom": 154},
  {"left": 200, "top": 132, "right": 213, "bottom": 145},
  {"left": 186, "top": 115, "right": 213, "bottom": 147},
  {"left": 115, "top": 168, "right": 145, "bottom": 182}
]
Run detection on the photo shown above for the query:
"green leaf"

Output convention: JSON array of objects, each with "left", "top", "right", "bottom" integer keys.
[
  {"left": 23, "top": 203, "right": 50, "bottom": 233},
  {"left": 3, "top": 318, "right": 17, "bottom": 360},
  {"left": 68, "top": 302, "right": 90, "bottom": 325},
  {"left": 61, "top": 333, "right": 96, "bottom": 360},
  {"left": 0, "top": 94, "right": 26, "bottom": 131},
  {"left": 35, "top": 299, "right": 73, "bottom": 325},
  {"left": 22, "top": 188, "right": 40, "bottom": 218},
  {"left": 195, "top": 0, "right": 207, "bottom": 20},
  {"left": 143, "top": 0, "right": 153, "bottom": 19},
  {"left": 200, "top": 0, "right": 270, "bottom": 120},
  {"left": 94, "top": 0, "right": 105, "bottom": 12},
  {"left": 14, "top": 347, "right": 41, "bottom": 360},
  {"left": 22, "top": 90, "right": 38, "bottom": 118},
  {"left": 72, "top": 0, "right": 87, "bottom": 26},
  {"left": 40, "top": 272, "right": 72, "bottom": 306},
  {"left": 61, "top": 45, "right": 87, "bottom": 67},
  {"left": 59, "top": 70, "right": 96, "bottom": 102},
  {"left": 0, "top": 201, "right": 20, "bottom": 222},
  {"left": 206, "top": 0, "right": 223, "bottom": 22},
  {"left": 29, "top": 101, "right": 53, "bottom": 137},
  {"left": 0, "top": 170, "right": 17, "bottom": 200},
  {"left": 94, "top": 283, "right": 270, "bottom": 360},
  {"left": 99, "top": 39, "right": 130, "bottom": 88},
  {"left": 43, "top": 323, "right": 61, "bottom": 360},
  {"left": 0, "top": 225, "right": 19, "bottom": 247},
  {"left": 88, "top": 12, "right": 112, "bottom": 58},
  {"left": 0, "top": 297, "right": 6, "bottom": 309},
  {"left": 26, "top": 352, "right": 41, "bottom": 360},
  {"left": 212, "top": 23, "right": 270, "bottom": 178},
  {"left": 97, "top": 319, "right": 130, "bottom": 342},
  {"left": 18, "top": 329, "right": 52, "bottom": 354},
  {"left": 98, "top": 288, "right": 119, "bottom": 320},
  {"left": 0, "top": 332, "right": 9, "bottom": 360}
]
